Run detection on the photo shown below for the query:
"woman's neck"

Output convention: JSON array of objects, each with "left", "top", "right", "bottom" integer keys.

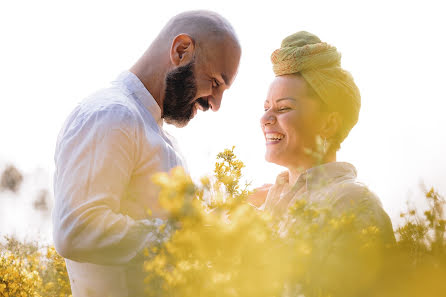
[{"left": 287, "top": 151, "right": 337, "bottom": 186}]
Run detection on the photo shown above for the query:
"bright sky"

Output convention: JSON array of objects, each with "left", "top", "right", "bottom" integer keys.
[{"left": 1, "top": 0, "right": 445, "bottom": 229}]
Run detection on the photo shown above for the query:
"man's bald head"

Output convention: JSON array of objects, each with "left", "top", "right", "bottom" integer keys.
[{"left": 155, "top": 10, "right": 240, "bottom": 51}]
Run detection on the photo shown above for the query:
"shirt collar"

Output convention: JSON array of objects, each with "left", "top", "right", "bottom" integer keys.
[
  {"left": 113, "top": 71, "right": 163, "bottom": 126},
  {"left": 297, "top": 162, "right": 357, "bottom": 191}
]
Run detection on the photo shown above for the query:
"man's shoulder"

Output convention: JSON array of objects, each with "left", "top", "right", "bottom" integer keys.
[
  {"left": 82, "top": 86, "right": 136, "bottom": 114},
  {"left": 83, "top": 85, "right": 142, "bottom": 119},
  {"left": 61, "top": 86, "right": 142, "bottom": 139}
]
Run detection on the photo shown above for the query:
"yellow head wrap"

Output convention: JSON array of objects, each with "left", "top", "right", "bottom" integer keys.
[{"left": 271, "top": 31, "right": 361, "bottom": 144}]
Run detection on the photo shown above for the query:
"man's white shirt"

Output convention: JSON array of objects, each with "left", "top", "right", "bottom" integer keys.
[{"left": 53, "top": 71, "right": 185, "bottom": 297}]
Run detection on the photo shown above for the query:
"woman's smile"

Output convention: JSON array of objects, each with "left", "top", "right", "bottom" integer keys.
[{"left": 265, "top": 132, "right": 285, "bottom": 144}]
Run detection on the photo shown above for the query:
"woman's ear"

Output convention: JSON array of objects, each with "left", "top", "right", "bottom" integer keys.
[
  {"left": 170, "top": 34, "right": 195, "bottom": 66},
  {"left": 320, "top": 111, "right": 342, "bottom": 140}
]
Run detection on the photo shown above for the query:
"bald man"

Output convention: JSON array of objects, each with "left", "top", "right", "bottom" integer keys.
[{"left": 52, "top": 11, "right": 241, "bottom": 297}]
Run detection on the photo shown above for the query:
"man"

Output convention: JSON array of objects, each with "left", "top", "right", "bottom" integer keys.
[{"left": 52, "top": 10, "right": 241, "bottom": 297}]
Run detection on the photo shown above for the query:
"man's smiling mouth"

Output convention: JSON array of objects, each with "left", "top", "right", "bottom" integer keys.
[{"left": 196, "top": 97, "right": 210, "bottom": 111}]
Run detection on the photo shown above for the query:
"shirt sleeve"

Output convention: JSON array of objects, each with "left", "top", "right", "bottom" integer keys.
[{"left": 53, "top": 103, "right": 165, "bottom": 265}]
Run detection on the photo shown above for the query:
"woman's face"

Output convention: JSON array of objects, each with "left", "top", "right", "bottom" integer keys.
[{"left": 260, "top": 74, "right": 325, "bottom": 169}]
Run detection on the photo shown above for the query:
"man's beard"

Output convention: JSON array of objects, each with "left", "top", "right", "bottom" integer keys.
[{"left": 162, "top": 60, "right": 210, "bottom": 127}]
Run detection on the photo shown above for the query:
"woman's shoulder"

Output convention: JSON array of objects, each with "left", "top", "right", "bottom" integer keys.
[
  {"left": 325, "top": 180, "right": 386, "bottom": 219},
  {"left": 328, "top": 180, "right": 395, "bottom": 241},
  {"left": 328, "top": 180, "right": 382, "bottom": 210}
]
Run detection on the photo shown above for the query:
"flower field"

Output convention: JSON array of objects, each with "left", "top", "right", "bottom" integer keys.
[{"left": 1, "top": 149, "right": 445, "bottom": 297}]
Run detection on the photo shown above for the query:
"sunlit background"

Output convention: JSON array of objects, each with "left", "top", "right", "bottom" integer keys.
[{"left": 1, "top": 0, "right": 445, "bottom": 243}]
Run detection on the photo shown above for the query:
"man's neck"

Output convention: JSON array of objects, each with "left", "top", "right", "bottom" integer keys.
[{"left": 130, "top": 53, "right": 167, "bottom": 113}]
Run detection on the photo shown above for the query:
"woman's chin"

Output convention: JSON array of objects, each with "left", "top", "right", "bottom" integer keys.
[{"left": 265, "top": 152, "right": 285, "bottom": 167}]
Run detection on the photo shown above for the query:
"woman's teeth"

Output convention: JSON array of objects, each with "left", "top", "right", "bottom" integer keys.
[{"left": 265, "top": 133, "right": 284, "bottom": 142}]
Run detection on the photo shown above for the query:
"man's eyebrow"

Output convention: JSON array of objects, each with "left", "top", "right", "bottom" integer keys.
[{"left": 221, "top": 73, "right": 229, "bottom": 86}]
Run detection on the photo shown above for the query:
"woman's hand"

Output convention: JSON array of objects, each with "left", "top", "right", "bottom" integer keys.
[{"left": 247, "top": 184, "right": 273, "bottom": 207}]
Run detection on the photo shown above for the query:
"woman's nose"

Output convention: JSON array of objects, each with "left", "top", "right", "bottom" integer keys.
[{"left": 260, "top": 111, "right": 276, "bottom": 127}]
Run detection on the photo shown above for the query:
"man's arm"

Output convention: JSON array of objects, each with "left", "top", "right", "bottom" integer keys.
[{"left": 53, "top": 104, "right": 164, "bottom": 265}]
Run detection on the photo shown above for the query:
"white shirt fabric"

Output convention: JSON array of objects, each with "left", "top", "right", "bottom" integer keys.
[{"left": 53, "top": 71, "right": 185, "bottom": 297}]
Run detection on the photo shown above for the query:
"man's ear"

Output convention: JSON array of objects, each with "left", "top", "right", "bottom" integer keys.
[
  {"left": 320, "top": 111, "right": 342, "bottom": 140},
  {"left": 170, "top": 34, "right": 195, "bottom": 66}
]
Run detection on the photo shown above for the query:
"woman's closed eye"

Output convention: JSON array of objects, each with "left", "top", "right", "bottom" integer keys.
[{"left": 263, "top": 106, "right": 291, "bottom": 112}]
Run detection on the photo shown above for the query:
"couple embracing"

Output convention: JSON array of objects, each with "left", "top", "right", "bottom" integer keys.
[{"left": 52, "top": 10, "right": 394, "bottom": 297}]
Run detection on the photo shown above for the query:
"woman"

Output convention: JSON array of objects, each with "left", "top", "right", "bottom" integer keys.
[{"left": 255, "top": 31, "right": 395, "bottom": 297}]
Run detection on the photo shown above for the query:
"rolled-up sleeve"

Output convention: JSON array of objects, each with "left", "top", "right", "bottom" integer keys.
[{"left": 53, "top": 104, "right": 163, "bottom": 265}]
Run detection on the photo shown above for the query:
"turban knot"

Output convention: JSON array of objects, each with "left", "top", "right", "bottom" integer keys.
[{"left": 271, "top": 31, "right": 361, "bottom": 144}]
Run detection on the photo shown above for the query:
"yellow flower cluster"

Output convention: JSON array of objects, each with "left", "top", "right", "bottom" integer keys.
[
  {"left": 213, "top": 146, "right": 250, "bottom": 201},
  {"left": 145, "top": 173, "right": 293, "bottom": 297},
  {"left": 0, "top": 251, "right": 41, "bottom": 297},
  {"left": 0, "top": 238, "right": 71, "bottom": 297},
  {"left": 144, "top": 148, "right": 294, "bottom": 297}
]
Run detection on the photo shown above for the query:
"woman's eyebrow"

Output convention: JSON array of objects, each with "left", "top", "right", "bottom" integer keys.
[
  {"left": 275, "top": 97, "right": 296, "bottom": 103},
  {"left": 264, "top": 97, "right": 296, "bottom": 105}
]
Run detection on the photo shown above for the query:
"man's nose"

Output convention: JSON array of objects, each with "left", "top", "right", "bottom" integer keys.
[{"left": 208, "top": 94, "right": 222, "bottom": 112}]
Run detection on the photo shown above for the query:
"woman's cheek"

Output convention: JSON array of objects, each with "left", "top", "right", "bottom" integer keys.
[{"left": 283, "top": 112, "right": 302, "bottom": 137}]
